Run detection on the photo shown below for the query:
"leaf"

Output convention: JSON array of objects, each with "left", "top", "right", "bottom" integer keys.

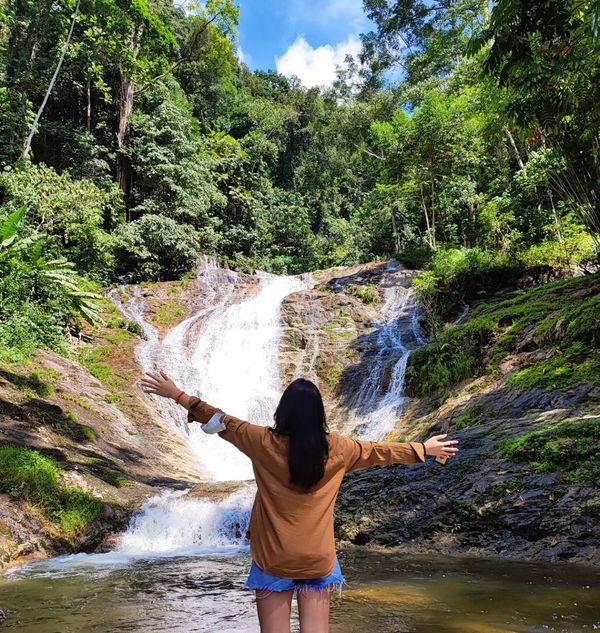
[{"left": 0, "top": 206, "right": 27, "bottom": 248}]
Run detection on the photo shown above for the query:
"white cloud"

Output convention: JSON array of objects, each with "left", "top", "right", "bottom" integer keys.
[
  {"left": 275, "top": 35, "right": 361, "bottom": 88},
  {"left": 236, "top": 45, "right": 249, "bottom": 65}
]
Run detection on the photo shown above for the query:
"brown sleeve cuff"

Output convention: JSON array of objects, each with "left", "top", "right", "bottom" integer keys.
[
  {"left": 186, "top": 397, "right": 224, "bottom": 425},
  {"left": 410, "top": 441, "right": 427, "bottom": 463}
]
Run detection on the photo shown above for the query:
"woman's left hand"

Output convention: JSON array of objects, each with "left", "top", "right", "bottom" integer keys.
[{"left": 140, "top": 371, "right": 181, "bottom": 400}]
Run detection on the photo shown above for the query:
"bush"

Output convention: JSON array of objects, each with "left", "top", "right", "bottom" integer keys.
[
  {"left": 412, "top": 246, "right": 524, "bottom": 327},
  {"left": 347, "top": 284, "right": 379, "bottom": 304},
  {"left": 0, "top": 163, "right": 120, "bottom": 280},
  {"left": 0, "top": 445, "right": 103, "bottom": 532},
  {"left": 0, "top": 209, "right": 101, "bottom": 361},
  {"left": 113, "top": 214, "right": 201, "bottom": 282},
  {"left": 396, "top": 245, "right": 434, "bottom": 269},
  {"left": 0, "top": 299, "right": 67, "bottom": 363}
]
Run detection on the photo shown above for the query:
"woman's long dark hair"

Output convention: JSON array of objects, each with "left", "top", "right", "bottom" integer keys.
[{"left": 272, "top": 378, "right": 329, "bottom": 490}]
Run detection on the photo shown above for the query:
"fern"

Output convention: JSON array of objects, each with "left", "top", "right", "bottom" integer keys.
[{"left": 0, "top": 206, "right": 102, "bottom": 325}]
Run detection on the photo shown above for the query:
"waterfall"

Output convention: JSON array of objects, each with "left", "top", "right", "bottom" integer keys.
[
  {"left": 344, "top": 261, "right": 427, "bottom": 440},
  {"left": 109, "top": 259, "right": 426, "bottom": 558},
  {"left": 110, "top": 264, "right": 307, "bottom": 555},
  {"left": 118, "top": 488, "right": 254, "bottom": 555}
]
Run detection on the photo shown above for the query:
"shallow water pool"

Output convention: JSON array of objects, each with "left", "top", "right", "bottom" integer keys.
[{"left": 0, "top": 548, "right": 598, "bottom": 632}]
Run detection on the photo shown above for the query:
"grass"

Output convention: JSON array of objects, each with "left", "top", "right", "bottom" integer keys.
[
  {"left": 497, "top": 417, "right": 600, "bottom": 483},
  {"left": 151, "top": 300, "right": 185, "bottom": 327},
  {"left": 43, "top": 408, "right": 98, "bottom": 443},
  {"left": 77, "top": 345, "right": 123, "bottom": 388},
  {"left": 0, "top": 445, "right": 103, "bottom": 533},
  {"left": 507, "top": 350, "right": 600, "bottom": 392},
  {"left": 105, "top": 315, "right": 143, "bottom": 336},
  {"left": 406, "top": 273, "right": 600, "bottom": 398},
  {"left": 327, "top": 364, "right": 343, "bottom": 389},
  {"left": 1, "top": 365, "right": 61, "bottom": 398},
  {"left": 346, "top": 284, "right": 379, "bottom": 305},
  {"left": 454, "top": 405, "right": 482, "bottom": 430},
  {"left": 321, "top": 314, "right": 356, "bottom": 338},
  {"left": 59, "top": 392, "right": 101, "bottom": 414}
]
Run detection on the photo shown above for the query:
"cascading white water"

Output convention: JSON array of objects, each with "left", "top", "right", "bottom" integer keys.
[
  {"left": 109, "top": 259, "right": 426, "bottom": 557},
  {"left": 118, "top": 489, "right": 253, "bottom": 555},
  {"left": 345, "top": 262, "right": 427, "bottom": 440},
  {"left": 110, "top": 264, "right": 306, "bottom": 555}
]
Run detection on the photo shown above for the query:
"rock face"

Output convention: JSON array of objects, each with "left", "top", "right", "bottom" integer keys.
[
  {"left": 0, "top": 347, "right": 199, "bottom": 570},
  {"left": 279, "top": 262, "right": 600, "bottom": 568},
  {"left": 335, "top": 410, "right": 600, "bottom": 567}
]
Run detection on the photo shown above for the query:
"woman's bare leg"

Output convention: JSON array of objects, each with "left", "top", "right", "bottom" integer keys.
[
  {"left": 297, "top": 588, "right": 331, "bottom": 633},
  {"left": 255, "top": 589, "right": 294, "bottom": 633}
]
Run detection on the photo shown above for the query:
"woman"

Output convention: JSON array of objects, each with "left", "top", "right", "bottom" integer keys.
[{"left": 141, "top": 371, "right": 459, "bottom": 633}]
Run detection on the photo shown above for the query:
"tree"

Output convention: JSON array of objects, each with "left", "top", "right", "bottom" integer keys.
[
  {"left": 360, "top": 0, "right": 487, "bottom": 90},
  {"left": 467, "top": 0, "right": 600, "bottom": 245},
  {"left": 113, "top": 214, "right": 201, "bottom": 281}
]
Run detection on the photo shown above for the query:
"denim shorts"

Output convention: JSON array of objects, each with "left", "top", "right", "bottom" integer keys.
[{"left": 246, "top": 557, "right": 346, "bottom": 597}]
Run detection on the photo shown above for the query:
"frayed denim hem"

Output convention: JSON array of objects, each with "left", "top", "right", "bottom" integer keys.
[
  {"left": 245, "top": 558, "right": 346, "bottom": 599},
  {"left": 251, "top": 580, "right": 347, "bottom": 600}
]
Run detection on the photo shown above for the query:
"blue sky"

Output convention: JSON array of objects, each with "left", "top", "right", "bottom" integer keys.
[{"left": 236, "top": 0, "right": 372, "bottom": 87}]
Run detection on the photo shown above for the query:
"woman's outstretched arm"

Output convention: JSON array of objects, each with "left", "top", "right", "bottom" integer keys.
[
  {"left": 140, "top": 371, "right": 265, "bottom": 458},
  {"left": 341, "top": 433, "right": 459, "bottom": 472}
]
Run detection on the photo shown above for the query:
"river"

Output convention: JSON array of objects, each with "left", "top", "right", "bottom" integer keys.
[{"left": 1, "top": 261, "right": 599, "bottom": 631}]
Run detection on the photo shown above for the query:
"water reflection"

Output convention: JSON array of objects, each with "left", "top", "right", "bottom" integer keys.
[{"left": 1, "top": 550, "right": 598, "bottom": 633}]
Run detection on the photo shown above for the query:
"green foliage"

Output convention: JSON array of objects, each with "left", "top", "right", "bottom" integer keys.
[
  {"left": 0, "top": 164, "right": 120, "bottom": 280},
  {"left": 507, "top": 354, "right": 600, "bottom": 392},
  {"left": 2, "top": 366, "right": 60, "bottom": 397},
  {"left": 77, "top": 345, "right": 121, "bottom": 387},
  {"left": 0, "top": 0, "right": 598, "bottom": 372},
  {"left": 467, "top": 0, "right": 600, "bottom": 240},
  {"left": 346, "top": 284, "right": 379, "bottom": 305},
  {"left": 0, "top": 445, "right": 103, "bottom": 532},
  {"left": 407, "top": 273, "right": 600, "bottom": 397},
  {"left": 128, "top": 84, "right": 225, "bottom": 242},
  {"left": 0, "top": 207, "right": 102, "bottom": 361},
  {"left": 448, "top": 498, "right": 481, "bottom": 534},
  {"left": 412, "top": 247, "right": 523, "bottom": 327},
  {"left": 396, "top": 246, "right": 434, "bottom": 269},
  {"left": 454, "top": 405, "right": 481, "bottom": 430},
  {"left": 498, "top": 418, "right": 600, "bottom": 484},
  {"left": 113, "top": 214, "right": 200, "bottom": 282},
  {"left": 327, "top": 364, "right": 343, "bottom": 389}
]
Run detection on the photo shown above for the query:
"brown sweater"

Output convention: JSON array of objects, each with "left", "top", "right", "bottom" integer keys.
[{"left": 187, "top": 397, "right": 426, "bottom": 579}]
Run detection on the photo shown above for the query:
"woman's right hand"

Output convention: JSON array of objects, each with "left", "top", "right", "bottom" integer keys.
[
  {"left": 424, "top": 434, "right": 460, "bottom": 459},
  {"left": 140, "top": 371, "right": 182, "bottom": 401}
]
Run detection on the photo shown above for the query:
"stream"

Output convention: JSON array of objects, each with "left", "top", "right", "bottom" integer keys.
[{"left": 2, "top": 260, "right": 599, "bottom": 631}]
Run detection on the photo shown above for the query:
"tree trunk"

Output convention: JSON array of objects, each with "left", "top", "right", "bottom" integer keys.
[
  {"left": 115, "top": 67, "right": 135, "bottom": 196},
  {"left": 115, "top": 25, "right": 143, "bottom": 197},
  {"left": 86, "top": 76, "right": 91, "bottom": 132},
  {"left": 22, "top": 0, "right": 81, "bottom": 158},
  {"left": 391, "top": 206, "right": 401, "bottom": 253},
  {"left": 504, "top": 126, "right": 525, "bottom": 170},
  {"left": 420, "top": 183, "right": 434, "bottom": 249},
  {"left": 430, "top": 180, "right": 437, "bottom": 248}
]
